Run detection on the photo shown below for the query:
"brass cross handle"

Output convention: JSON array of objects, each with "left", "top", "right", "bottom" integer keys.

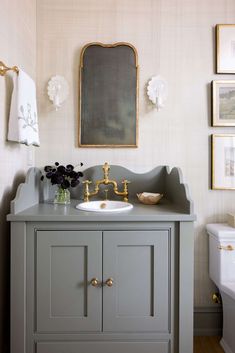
[
  {"left": 122, "top": 180, "right": 130, "bottom": 202},
  {"left": 82, "top": 180, "right": 92, "bottom": 202},
  {"left": 105, "top": 278, "right": 114, "bottom": 287},
  {"left": 122, "top": 180, "right": 131, "bottom": 190},
  {"left": 122, "top": 179, "right": 131, "bottom": 184},
  {"left": 82, "top": 180, "right": 92, "bottom": 185},
  {"left": 90, "top": 278, "right": 101, "bottom": 287}
]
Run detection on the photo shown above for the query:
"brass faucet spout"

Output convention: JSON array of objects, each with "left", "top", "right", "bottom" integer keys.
[{"left": 82, "top": 163, "right": 130, "bottom": 202}]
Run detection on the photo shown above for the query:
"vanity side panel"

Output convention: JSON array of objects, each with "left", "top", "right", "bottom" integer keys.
[
  {"left": 178, "top": 222, "right": 194, "bottom": 353},
  {"left": 11, "top": 222, "right": 27, "bottom": 353},
  {"left": 165, "top": 168, "right": 193, "bottom": 214},
  {"left": 10, "top": 168, "right": 42, "bottom": 214}
]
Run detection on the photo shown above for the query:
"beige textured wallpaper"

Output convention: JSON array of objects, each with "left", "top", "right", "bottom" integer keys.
[
  {"left": 0, "top": 0, "right": 36, "bottom": 352},
  {"left": 35, "top": 0, "right": 234, "bottom": 308}
]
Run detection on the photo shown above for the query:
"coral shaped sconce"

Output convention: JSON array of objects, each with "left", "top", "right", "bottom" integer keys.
[
  {"left": 147, "top": 75, "right": 168, "bottom": 111},
  {"left": 47, "top": 75, "right": 69, "bottom": 110}
]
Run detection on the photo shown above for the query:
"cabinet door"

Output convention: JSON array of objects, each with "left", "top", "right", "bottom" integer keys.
[
  {"left": 103, "top": 230, "right": 170, "bottom": 332},
  {"left": 36, "top": 230, "right": 102, "bottom": 332}
]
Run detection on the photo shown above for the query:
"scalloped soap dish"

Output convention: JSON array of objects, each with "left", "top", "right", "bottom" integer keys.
[{"left": 137, "top": 192, "right": 163, "bottom": 205}]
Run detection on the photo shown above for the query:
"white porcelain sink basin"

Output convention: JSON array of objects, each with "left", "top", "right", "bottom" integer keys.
[{"left": 76, "top": 200, "right": 133, "bottom": 213}]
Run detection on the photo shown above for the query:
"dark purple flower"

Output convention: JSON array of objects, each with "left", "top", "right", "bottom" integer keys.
[
  {"left": 71, "top": 179, "right": 80, "bottom": 187},
  {"left": 69, "top": 171, "right": 77, "bottom": 178},
  {"left": 56, "top": 175, "right": 64, "bottom": 184},
  {"left": 50, "top": 174, "right": 58, "bottom": 185},
  {"left": 44, "top": 165, "right": 52, "bottom": 172},
  {"left": 57, "top": 165, "right": 66, "bottom": 173},
  {"left": 66, "top": 164, "right": 74, "bottom": 171},
  {"left": 61, "top": 179, "right": 70, "bottom": 189},
  {"left": 73, "top": 172, "right": 83, "bottom": 180},
  {"left": 46, "top": 171, "right": 53, "bottom": 178},
  {"left": 41, "top": 162, "right": 83, "bottom": 189}
]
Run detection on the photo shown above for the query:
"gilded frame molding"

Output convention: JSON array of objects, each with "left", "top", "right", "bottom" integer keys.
[
  {"left": 216, "top": 24, "right": 235, "bottom": 74},
  {"left": 211, "top": 133, "right": 235, "bottom": 190},
  {"left": 212, "top": 80, "right": 235, "bottom": 126},
  {"left": 78, "top": 42, "right": 139, "bottom": 148}
]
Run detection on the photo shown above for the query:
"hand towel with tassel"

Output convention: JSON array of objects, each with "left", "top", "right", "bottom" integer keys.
[{"left": 8, "top": 69, "right": 40, "bottom": 146}]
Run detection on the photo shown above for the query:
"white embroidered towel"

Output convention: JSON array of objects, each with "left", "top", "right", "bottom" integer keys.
[{"left": 8, "top": 69, "right": 40, "bottom": 146}]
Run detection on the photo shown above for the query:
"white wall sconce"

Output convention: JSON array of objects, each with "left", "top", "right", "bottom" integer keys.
[
  {"left": 147, "top": 75, "right": 168, "bottom": 111},
  {"left": 47, "top": 75, "right": 69, "bottom": 110}
]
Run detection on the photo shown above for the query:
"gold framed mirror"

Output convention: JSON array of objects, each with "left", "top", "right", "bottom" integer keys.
[{"left": 79, "top": 42, "right": 138, "bottom": 147}]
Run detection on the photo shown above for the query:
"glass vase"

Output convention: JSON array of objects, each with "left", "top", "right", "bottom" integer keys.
[{"left": 54, "top": 186, "right": 70, "bottom": 204}]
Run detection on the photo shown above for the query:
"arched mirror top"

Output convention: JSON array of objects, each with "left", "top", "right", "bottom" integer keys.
[{"left": 79, "top": 42, "right": 138, "bottom": 68}]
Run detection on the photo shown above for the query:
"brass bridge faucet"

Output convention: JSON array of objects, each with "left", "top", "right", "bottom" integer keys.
[{"left": 82, "top": 162, "right": 130, "bottom": 202}]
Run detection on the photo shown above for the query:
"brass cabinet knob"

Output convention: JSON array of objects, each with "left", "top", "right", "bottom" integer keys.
[
  {"left": 105, "top": 278, "right": 114, "bottom": 287},
  {"left": 90, "top": 278, "right": 100, "bottom": 287}
]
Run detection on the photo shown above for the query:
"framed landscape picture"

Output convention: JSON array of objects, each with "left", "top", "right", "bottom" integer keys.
[
  {"left": 212, "top": 80, "right": 235, "bottom": 126},
  {"left": 212, "top": 134, "right": 235, "bottom": 190},
  {"left": 216, "top": 24, "right": 235, "bottom": 73}
]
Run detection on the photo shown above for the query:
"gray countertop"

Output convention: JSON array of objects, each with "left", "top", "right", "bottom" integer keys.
[{"left": 7, "top": 199, "right": 196, "bottom": 222}]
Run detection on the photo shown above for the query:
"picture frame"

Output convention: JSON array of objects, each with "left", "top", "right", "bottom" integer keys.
[
  {"left": 211, "top": 134, "right": 235, "bottom": 190},
  {"left": 212, "top": 80, "right": 235, "bottom": 126},
  {"left": 216, "top": 24, "right": 235, "bottom": 73},
  {"left": 78, "top": 42, "right": 138, "bottom": 148}
]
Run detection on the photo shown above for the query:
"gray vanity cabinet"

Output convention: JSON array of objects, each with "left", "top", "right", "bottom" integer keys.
[
  {"left": 8, "top": 166, "right": 196, "bottom": 353},
  {"left": 36, "top": 229, "right": 170, "bottom": 334}
]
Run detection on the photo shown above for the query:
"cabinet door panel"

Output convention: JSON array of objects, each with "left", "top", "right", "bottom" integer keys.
[
  {"left": 103, "top": 230, "right": 170, "bottom": 332},
  {"left": 36, "top": 230, "right": 102, "bottom": 332}
]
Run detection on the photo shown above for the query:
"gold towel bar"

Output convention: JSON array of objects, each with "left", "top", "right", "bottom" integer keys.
[{"left": 0, "top": 61, "right": 19, "bottom": 76}]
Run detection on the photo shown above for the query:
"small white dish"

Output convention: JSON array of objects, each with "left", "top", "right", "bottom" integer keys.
[
  {"left": 76, "top": 200, "right": 133, "bottom": 213},
  {"left": 137, "top": 192, "right": 163, "bottom": 205}
]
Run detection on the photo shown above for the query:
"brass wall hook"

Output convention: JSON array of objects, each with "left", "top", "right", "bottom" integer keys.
[{"left": 0, "top": 61, "right": 19, "bottom": 76}]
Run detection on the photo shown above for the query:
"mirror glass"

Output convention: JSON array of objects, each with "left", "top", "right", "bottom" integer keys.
[{"left": 79, "top": 43, "right": 138, "bottom": 147}]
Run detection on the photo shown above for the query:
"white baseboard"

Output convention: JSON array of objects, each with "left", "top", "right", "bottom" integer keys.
[
  {"left": 194, "top": 306, "right": 222, "bottom": 336},
  {"left": 220, "top": 338, "right": 233, "bottom": 353}
]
